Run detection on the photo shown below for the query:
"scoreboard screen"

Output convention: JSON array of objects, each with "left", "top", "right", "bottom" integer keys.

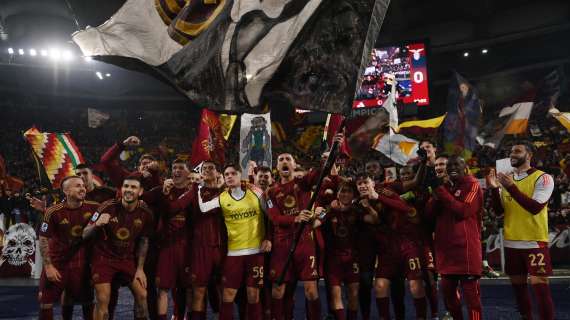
[{"left": 353, "top": 41, "right": 430, "bottom": 109}]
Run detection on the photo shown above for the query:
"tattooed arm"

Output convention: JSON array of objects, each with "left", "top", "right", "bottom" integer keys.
[
  {"left": 134, "top": 237, "right": 149, "bottom": 289},
  {"left": 39, "top": 236, "right": 61, "bottom": 282}
]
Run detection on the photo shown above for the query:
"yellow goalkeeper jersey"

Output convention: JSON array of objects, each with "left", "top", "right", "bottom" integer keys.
[
  {"left": 219, "top": 188, "right": 265, "bottom": 255},
  {"left": 501, "top": 169, "right": 549, "bottom": 242}
]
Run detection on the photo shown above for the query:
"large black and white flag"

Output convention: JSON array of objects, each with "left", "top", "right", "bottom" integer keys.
[{"left": 73, "top": 0, "right": 390, "bottom": 114}]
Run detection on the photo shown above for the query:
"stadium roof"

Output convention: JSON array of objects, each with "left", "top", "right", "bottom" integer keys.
[{"left": 0, "top": 0, "right": 568, "bottom": 112}]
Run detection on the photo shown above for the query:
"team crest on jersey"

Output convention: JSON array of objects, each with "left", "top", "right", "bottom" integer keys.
[
  {"left": 71, "top": 225, "right": 83, "bottom": 237},
  {"left": 116, "top": 228, "right": 130, "bottom": 240},
  {"left": 133, "top": 218, "right": 143, "bottom": 228},
  {"left": 83, "top": 212, "right": 92, "bottom": 219},
  {"left": 59, "top": 218, "right": 69, "bottom": 225},
  {"left": 284, "top": 195, "right": 296, "bottom": 208},
  {"left": 91, "top": 212, "right": 100, "bottom": 222},
  {"left": 41, "top": 222, "right": 48, "bottom": 233},
  {"left": 454, "top": 190, "right": 461, "bottom": 197}
]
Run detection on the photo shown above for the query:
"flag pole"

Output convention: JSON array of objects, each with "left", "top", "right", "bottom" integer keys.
[{"left": 276, "top": 118, "right": 346, "bottom": 285}]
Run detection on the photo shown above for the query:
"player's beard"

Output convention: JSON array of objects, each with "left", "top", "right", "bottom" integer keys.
[{"left": 510, "top": 155, "right": 526, "bottom": 168}]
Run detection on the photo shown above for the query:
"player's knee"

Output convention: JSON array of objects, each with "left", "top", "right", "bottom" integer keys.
[
  {"left": 272, "top": 284, "right": 285, "bottom": 299},
  {"left": 303, "top": 282, "right": 319, "bottom": 300},
  {"left": 96, "top": 292, "right": 111, "bottom": 307},
  {"left": 409, "top": 279, "right": 425, "bottom": 298},
  {"left": 136, "top": 289, "right": 148, "bottom": 302},
  {"left": 193, "top": 287, "right": 206, "bottom": 300},
  {"left": 529, "top": 275, "right": 549, "bottom": 285},
  {"left": 40, "top": 304, "right": 54, "bottom": 310},
  {"left": 246, "top": 288, "right": 260, "bottom": 304},
  {"left": 374, "top": 279, "right": 390, "bottom": 297}
]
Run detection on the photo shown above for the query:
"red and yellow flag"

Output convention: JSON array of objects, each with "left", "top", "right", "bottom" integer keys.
[
  {"left": 24, "top": 127, "right": 85, "bottom": 189},
  {"left": 191, "top": 109, "right": 225, "bottom": 166}
]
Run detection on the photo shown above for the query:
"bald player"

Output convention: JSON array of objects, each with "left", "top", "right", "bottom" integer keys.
[{"left": 38, "top": 176, "right": 100, "bottom": 320}]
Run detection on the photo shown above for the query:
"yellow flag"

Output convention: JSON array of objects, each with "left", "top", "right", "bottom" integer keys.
[{"left": 219, "top": 114, "right": 238, "bottom": 140}]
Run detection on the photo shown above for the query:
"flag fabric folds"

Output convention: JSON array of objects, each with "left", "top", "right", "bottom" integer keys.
[
  {"left": 549, "top": 108, "right": 570, "bottom": 132},
  {"left": 271, "top": 121, "right": 286, "bottom": 143},
  {"left": 500, "top": 102, "right": 533, "bottom": 134},
  {"left": 399, "top": 114, "right": 446, "bottom": 130},
  {"left": 323, "top": 114, "right": 350, "bottom": 155},
  {"left": 191, "top": 110, "right": 226, "bottom": 166},
  {"left": 72, "top": 0, "right": 391, "bottom": 114},
  {"left": 442, "top": 72, "right": 481, "bottom": 157},
  {"left": 87, "top": 108, "right": 110, "bottom": 128},
  {"left": 23, "top": 127, "right": 85, "bottom": 189},
  {"left": 219, "top": 114, "right": 238, "bottom": 140},
  {"left": 372, "top": 133, "right": 419, "bottom": 165},
  {"left": 240, "top": 112, "right": 272, "bottom": 174}
]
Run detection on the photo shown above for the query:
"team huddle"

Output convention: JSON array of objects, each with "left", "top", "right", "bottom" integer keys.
[{"left": 35, "top": 135, "right": 556, "bottom": 320}]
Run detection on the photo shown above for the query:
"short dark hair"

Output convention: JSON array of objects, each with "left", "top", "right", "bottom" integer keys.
[
  {"left": 512, "top": 140, "right": 535, "bottom": 154},
  {"left": 338, "top": 181, "right": 357, "bottom": 194},
  {"left": 139, "top": 154, "right": 156, "bottom": 164},
  {"left": 223, "top": 163, "right": 241, "bottom": 173},
  {"left": 75, "top": 163, "right": 91, "bottom": 170},
  {"left": 355, "top": 172, "right": 373, "bottom": 182},
  {"left": 419, "top": 139, "right": 437, "bottom": 148},
  {"left": 202, "top": 160, "right": 219, "bottom": 172},
  {"left": 123, "top": 174, "right": 144, "bottom": 186},
  {"left": 256, "top": 166, "right": 272, "bottom": 175},
  {"left": 435, "top": 153, "right": 449, "bottom": 160},
  {"left": 172, "top": 158, "right": 188, "bottom": 168}
]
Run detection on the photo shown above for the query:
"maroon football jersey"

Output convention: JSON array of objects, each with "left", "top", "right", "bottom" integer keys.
[
  {"left": 267, "top": 170, "right": 319, "bottom": 244},
  {"left": 169, "top": 184, "right": 224, "bottom": 248},
  {"left": 160, "top": 186, "right": 192, "bottom": 245},
  {"left": 39, "top": 200, "right": 100, "bottom": 265},
  {"left": 323, "top": 207, "right": 362, "bottom": 256},
  {"left": 89, "top": 199, "right": 154, "bottom": 260}
]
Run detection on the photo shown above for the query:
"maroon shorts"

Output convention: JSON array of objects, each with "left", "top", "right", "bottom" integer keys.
[
  {"left": 505, "top": 245, "right": 553, "bottom": 277},
  {"left": 221, "top": 253, "right": 265, "bottom": 289},
  {"left": 39, "top": 263, "right": 92, "bottom": 304},
  {"left": 376, "top": 237, "right": 423, "bottom": 280},
  {"left": 270, "top": 240, "right": 319, "bottom": 282},
  {"left": 91, "top": 257, "right": 137, "bottom": 285},
  {"left": 421, "top": 242, "right": 435, "bottom": 271},
  {"left": 156, "top": 243, "right": 191, "bottom": 289},
  {"left": 191, "top": 246, "right": 224, "bottom": 287},
  {"left": 325, "top": 253, "right": 360, "bottom": 286}
]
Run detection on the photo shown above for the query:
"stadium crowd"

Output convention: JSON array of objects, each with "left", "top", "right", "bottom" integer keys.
[{"left": 0, "top": 100, "right": 569, "bottom": 320}]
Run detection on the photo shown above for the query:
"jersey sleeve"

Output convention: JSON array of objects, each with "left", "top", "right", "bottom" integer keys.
[
  {"left": 434, "top": 180, "right": 482, "bottom": 220},
  {"left": 39, "top": 209, "right": 57, "bottom": 238},
  {"left": 532, "top": 174, "right": 554, "bottom": 204}
]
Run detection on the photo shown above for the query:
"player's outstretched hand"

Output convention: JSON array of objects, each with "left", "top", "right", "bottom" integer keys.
[
  {"left": 163, "top": 179, "right": 174, "bottom": 195},
  {"left": 26, "top": 194, "right": 46, "bottom": 212},
  {"left": 260, "top": 240, "right": 272, "bottom": 253},
  {"left": 123, "top": 136, "right": 141, "bottom": 147}
]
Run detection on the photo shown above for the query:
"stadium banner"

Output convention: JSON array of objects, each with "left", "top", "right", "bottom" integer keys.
[
  {"left": 0, "top": 223, "right": 36, "bottom": 278},
  {"left": 72, "top": 0, "right": 391, "bottom": 114},
  {"left": 23, "top": 127, "right": 85, "bottom": 189},
  {"left": 240, "top": 112, "right": 272, "bottom": 174},
  {"left": 485, "top": 227, "right": 570, "bottom": 269},
  {"left": 443, "top": 72, "right": 481, "bottom": 158}
]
